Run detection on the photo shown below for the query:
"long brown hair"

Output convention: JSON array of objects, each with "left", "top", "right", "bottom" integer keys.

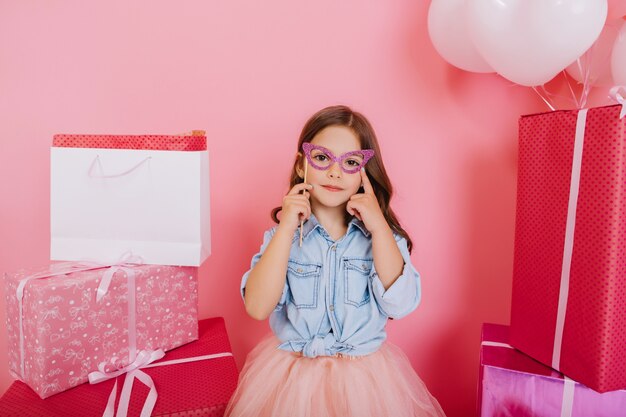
[{"left": 271, "top": 105, "right": 413, "bottom": 252}]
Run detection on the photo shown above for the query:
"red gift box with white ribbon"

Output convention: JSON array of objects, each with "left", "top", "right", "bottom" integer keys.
[
  {"left": 510, "top": 104, "right": 626, "bottom": 392},
  {"left": 0, "top": 317, "right": 238, "bottom": 417}
]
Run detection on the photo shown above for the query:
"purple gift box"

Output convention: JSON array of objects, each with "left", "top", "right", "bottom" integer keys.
[{"left": 478, "top": 323, "right": 626, "bottom": 417}]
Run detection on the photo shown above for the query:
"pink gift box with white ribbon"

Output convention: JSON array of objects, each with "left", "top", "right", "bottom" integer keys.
[
  {"left": 3, "top": 261, "right": 198, "bottom": 398},
  {"left": 511, "top": 104, "right": 626, "bottom": 392}
]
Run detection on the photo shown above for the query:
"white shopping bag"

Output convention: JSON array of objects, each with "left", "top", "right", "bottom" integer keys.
[{"left": 50, "top": 133, "right": 210, "bottom": 266}]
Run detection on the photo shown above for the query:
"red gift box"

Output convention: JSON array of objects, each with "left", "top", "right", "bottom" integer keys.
[
  {"left": 479, "top": 323, "right": 626, "bottom": 417},
  {"left": 0, "top": 318, "right": 238, "bottom": 417},
  {"left": 511, "top": 104, "right": 626, "bottom": 392}
]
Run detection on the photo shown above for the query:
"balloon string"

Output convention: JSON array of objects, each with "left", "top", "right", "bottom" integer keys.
[
  {"left": 541, "top": 85, "right": 575, "bottom": 109},
  {"left": 579, "top": 45, "right": 594, "bottom": 108},
  {"left": 562, "top": 70, "right": 581, "bottom": 109},
  {"left": 532, "top": 86, "right": 556, "bottom": 111}
]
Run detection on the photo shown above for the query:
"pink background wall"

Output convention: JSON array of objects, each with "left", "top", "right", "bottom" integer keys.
[{"left": 1, "top": 1, "right": 606, "bottom": 416}]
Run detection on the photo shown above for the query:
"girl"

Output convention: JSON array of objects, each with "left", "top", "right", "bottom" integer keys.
[{"left": 225, "top": 105, "right": 446, "bottom": 417}]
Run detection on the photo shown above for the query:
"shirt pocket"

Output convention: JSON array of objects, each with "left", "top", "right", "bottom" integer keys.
[
  {"left": 343, "top": 258, "right": 373, "bottom": 307},
  {"left": 287, "top": 260, "right": 321, "bottom": 309}
]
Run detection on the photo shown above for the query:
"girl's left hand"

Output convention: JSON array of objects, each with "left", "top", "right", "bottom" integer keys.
[{"left": 346, "top": 169, "right": 388, "bottom": 235}]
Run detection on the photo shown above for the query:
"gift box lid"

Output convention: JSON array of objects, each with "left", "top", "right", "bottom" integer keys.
[
  {"left": 518, "top": 103, "right": 620, "bottom": 119},
  {"left": 481, "top": 323, "right": 563, "bottom": 380}
]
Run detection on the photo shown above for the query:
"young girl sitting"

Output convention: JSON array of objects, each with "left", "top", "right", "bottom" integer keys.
[{"left": 225, "top": 105, "right": 446, "bottom": 417}]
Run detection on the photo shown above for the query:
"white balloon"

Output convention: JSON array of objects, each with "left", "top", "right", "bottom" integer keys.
[
  {"left": 467, "top": 0, "right": 608, "bottom": 86},
  {"left": 427, "top": 0, "right": 494, "bottom": 73},
  {"left": 611, "top": 21, "right": 626, "bottom": 85}
]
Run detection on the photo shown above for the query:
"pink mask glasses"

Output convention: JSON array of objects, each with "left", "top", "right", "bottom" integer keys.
[{"left": 302, "top": 143, "right": 375, "bottom": 174}]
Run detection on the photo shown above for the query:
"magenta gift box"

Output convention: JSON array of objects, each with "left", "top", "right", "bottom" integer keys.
[
  {"left": 4, "top": 263, "right": 198, "bottom": 398},
  {"left": 511, "top": 105, "right": 626, "bottom": 392},
  {"left": 479, "top": 323, "right": 626, "bottom": 417}
]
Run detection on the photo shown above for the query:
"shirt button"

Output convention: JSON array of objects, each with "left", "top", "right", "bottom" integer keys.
[
  {"left": 331, "top": 246, "right": 337, "bottom": 251},
  {"left": 297, "top": 268, "right": 303, "bottom": 273},
  {"left": 329, "top": 305, "right": 335, "bottom": 311}
]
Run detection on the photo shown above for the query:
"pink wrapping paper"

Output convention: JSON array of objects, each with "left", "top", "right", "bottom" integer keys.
[
  {"left": 479, "top": 324, "right": 626, "bottom": 417},
  {"left": 3, "top": 263, "right": 198, "bottom": 399},
  {"left": 511, "top": 105, "right": 626, "bottom": 392}
]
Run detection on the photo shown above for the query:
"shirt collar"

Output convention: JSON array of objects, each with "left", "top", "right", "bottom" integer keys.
[
  {"left": 347, "top": 217, "right": 371, "bottom": 237},
  {"left": 301, "top": 214, "right": 370, "bottom": 240}
]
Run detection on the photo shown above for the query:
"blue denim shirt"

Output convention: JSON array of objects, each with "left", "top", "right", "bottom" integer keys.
[{"left": 241, "top": 214, "right": 421, "bottom": 358}]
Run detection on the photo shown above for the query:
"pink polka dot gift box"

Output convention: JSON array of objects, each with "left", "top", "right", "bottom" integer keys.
[
  {"left": 3, "top": 263, "right": 199, "bottom": 398},
  {"left": 511, "top": 104, "right": 626, "bottom": 393}
]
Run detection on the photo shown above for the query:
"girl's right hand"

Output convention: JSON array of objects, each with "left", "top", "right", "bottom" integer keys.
[{"left": 278, "top": 183, "right": 313, "bottom": 232}]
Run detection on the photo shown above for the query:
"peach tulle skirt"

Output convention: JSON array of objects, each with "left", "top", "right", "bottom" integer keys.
[{"left": 224, "top": 336, "right": 446, "bottom": 417}]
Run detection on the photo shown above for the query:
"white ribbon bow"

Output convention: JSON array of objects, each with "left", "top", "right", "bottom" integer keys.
[
  {"left": 96, "top": 252, "right": 143, "bottom": 302},
  {"left": 89, "top": 349, "right": 165, "bottom": 417},
  {"left": 89, "top": 350, "right": 234, "bottom": 417}
]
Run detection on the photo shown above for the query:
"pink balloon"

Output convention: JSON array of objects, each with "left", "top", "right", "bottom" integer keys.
[
  {"left": 427, "top": 0, "right": 493, "bottom": 73},
  {"left": 467, "top": 0, "right": 608, "bottom": 87},
  {"left": 566, "top": 19, "right": 621, "bottom": 87}
]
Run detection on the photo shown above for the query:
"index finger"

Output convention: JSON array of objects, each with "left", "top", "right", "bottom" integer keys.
[
  {"left": 288, "top": 182, "right": 313, "bottom": 195},
  {"left": 360, "top": 168, "right": 374, "bottom": 194}
]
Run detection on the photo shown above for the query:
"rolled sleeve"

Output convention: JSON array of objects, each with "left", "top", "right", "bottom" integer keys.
[
  {"left": 370, "top": 235, "right": 421, "bottom": 319},
  {"left": 240, "top": 227, "right": 288, "bottom": 310}
]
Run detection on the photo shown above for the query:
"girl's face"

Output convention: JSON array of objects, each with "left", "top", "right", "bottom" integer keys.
[{"left": 300, "top": 125, "right": 364, "bottom": 210}]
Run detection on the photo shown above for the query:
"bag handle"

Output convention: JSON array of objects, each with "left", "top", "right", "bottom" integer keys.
[{"left": 88, "top": 155, "right": 152, "bottom": 178}]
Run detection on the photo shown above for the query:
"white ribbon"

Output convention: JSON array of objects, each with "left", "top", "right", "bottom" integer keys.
[
  {"left": 552, "top": 109, "right": 587, "bottom": 371},
  {"left": 560, "top": 377, "right": 576, "bottom": 417},
  {"left": 480, "top": 341, "right": 513, "bottom": 349},
  {"left": 96, "top": 253, "right": 143, "bottom": 302},
  {"left": 609, "top": 86, "right": 626, "bottom": 119},
  {"left": 89, "top": 349, "right": 164, "bottom": 417},
  {"left": 94, "top": 252, "right": 143, "bottom": 364},
  {"left": 89, "top": 350, "right": 233, "bottom": 417}
]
